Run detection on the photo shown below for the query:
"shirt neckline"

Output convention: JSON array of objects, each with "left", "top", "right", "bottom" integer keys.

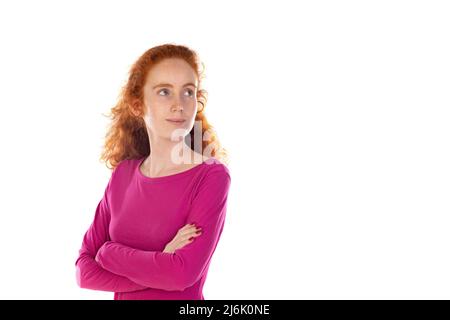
[{"left": 135, "top": 156, "right": 207, "bottom": 184}]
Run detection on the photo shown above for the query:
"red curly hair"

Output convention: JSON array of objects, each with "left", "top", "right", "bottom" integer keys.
[{"left": 99, "top": 43, "right": 228, "bottom": 170}]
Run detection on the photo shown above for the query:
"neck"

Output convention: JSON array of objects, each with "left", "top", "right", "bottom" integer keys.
[{"left": 143, "top": 134, "right": 198, "bottom": 177}]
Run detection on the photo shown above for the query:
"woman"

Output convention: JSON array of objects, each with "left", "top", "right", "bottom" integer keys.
[{"left": 75, "top": 43, "right": 231, "bottom": 300}]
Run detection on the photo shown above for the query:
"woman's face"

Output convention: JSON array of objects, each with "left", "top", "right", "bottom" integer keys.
[{"left": 141, "top": 58, "right": 198, "bottom": 141}]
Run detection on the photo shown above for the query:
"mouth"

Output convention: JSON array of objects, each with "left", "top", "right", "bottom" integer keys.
[{"left": 166, "top": 119, "right": 186, "bottom": 124}]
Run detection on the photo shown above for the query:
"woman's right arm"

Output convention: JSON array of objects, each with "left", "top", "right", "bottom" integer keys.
[{"left": 75, "top": 169, "right": 147, "bottom": 293}]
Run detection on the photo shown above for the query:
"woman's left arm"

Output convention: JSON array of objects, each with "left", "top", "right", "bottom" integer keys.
[{"left": 95, "top": 167, "right": 231, "bottom": 291}]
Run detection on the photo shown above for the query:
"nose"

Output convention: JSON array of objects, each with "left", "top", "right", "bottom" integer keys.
[{"left": 171, "top": 103, "right": 184, "bottom": 112}]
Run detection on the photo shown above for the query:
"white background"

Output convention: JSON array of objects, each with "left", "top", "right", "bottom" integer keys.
[{"left": 0, "top": 0, "right": 449, "bottom": 299}]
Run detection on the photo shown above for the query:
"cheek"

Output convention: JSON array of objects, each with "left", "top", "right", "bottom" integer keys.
[
  {"left": 143, "top": 105, "right": 163, "bottom": 128},
  {"left": 186, "top": 100, "right": 198, "bottom": 116}
]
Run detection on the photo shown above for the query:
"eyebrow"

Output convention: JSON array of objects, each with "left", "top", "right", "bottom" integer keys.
[{"left": 152, "top": 82, "right": 197, "bottom": 89}]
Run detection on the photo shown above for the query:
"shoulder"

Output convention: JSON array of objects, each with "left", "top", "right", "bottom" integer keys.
[
  {"left": 191, "top": 157, "right": 231, "bottom": 205},
  {"left": 202, "top": 156, "right": 231, "bottom": 181},
  {"left": 194, "top": 157, "right": 231, "bottom": 196},
  {"left": 110, "top": 157, "right": 141, "bottom": 181}
]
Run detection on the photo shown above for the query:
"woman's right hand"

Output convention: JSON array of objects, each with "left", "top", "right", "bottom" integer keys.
[{"left": 163, "top": 223, "right": 202, "bottom": 253}]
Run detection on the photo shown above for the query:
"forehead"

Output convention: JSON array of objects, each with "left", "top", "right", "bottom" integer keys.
[{"left": 146, "top": 58, "right": 198, "bottom": 86}]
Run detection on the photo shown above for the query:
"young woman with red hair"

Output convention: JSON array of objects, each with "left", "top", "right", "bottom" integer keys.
[{"left": 75, "top": 43, "right": 231, "bottom": 300}]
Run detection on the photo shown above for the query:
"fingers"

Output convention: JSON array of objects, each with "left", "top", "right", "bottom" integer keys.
[
  {"left": 172, "top": 226, "right": 203, "bottom": 250},
  {"left": 178, "top": 224, "right": 202, "bottom": 237},
  {"left": 183, "top": 223, "right": 202, "bottom": 229},
  {"left": 180, "top": 223, "right": 196, "bottom": 231},
  {"left": 178, "top": 233, "right": 201, "bottom": 248},
  {"left": 177, "top": 228, "right": 202, "bottom": 243},
  {"left": 185, "top": 228, "right": 203, "bottom": 241}
]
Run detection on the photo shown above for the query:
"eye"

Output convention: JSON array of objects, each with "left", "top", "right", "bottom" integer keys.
[
  {"left": 185, "top": 89, "right": 195, "bottom": 97},
  {"left": 158, "top": 89, "right": 169, "bottom": 96}
]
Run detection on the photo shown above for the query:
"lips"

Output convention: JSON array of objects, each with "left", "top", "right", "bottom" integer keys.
[{"left": 166, "top": 118, "right": 186, "bottom": 123}]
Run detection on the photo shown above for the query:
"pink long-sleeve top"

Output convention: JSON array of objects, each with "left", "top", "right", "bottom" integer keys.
[{"left": 75, "top": 156, "right": 231, "bottom": 300}]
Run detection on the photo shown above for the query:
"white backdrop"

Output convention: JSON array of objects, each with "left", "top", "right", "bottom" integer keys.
[{"left": 0, "top": 0, "right": 449, "bottom": 299}]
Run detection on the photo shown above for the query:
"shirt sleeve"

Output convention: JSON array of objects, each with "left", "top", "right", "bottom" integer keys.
[
  {"left": 95, "top": 166, "right": 231, "bottom": 291},
  {"left": 75, "top": 166, "right": 148, "bottom": 293}
]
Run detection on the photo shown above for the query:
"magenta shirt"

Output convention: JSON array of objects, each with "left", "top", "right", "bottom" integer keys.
[{"left": 75, "top": 156, "right": 231, "bottom": 300}]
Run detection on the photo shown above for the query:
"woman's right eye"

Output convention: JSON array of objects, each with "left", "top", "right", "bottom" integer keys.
[{"left": 158, "top": 89, "right": 169, "bottom": 96}]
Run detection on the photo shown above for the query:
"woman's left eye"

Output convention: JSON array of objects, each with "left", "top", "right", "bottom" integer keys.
[{"left": 185, "top": 89, "right": 194, "bottom": 97}]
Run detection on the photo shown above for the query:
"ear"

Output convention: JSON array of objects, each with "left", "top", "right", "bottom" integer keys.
[{"left": 130, "top": 99, "right": 143, "bottom": 117}]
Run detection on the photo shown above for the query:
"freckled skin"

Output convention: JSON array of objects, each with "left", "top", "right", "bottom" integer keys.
[{"left": 131, "top": 57, "right": 209, "bottom": 177}]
